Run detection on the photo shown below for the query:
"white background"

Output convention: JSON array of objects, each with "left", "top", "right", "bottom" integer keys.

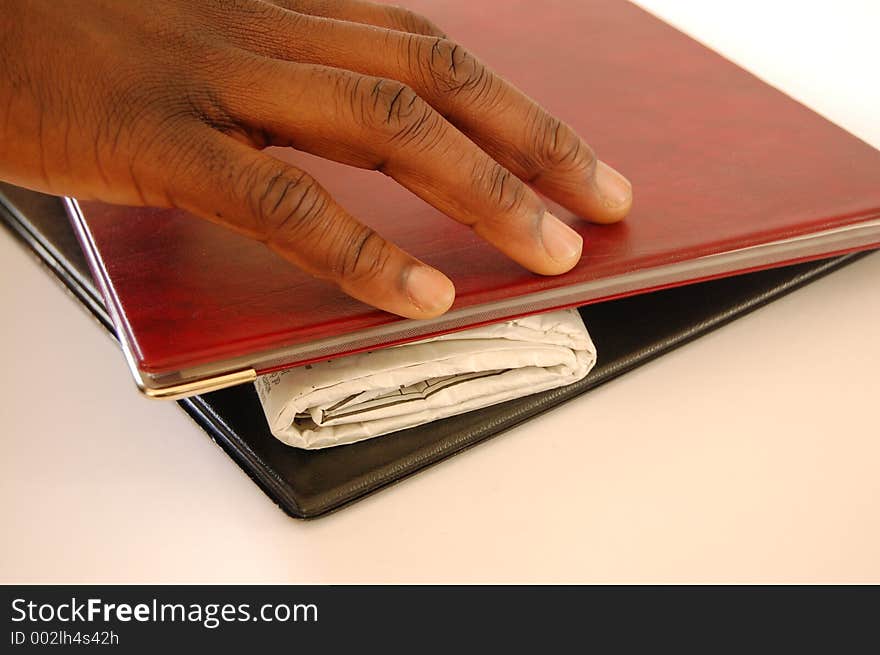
[{"left": 1, "top": 0, "right": 878, "bottom": 582}]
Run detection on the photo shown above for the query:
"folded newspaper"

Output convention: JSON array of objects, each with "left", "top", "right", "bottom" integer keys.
[{"left": 255, "top": 308, "right": 596, "bottom": 449}]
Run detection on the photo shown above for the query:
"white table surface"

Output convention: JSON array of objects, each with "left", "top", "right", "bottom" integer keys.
[{"left": 2, "top": 0, "right": 878, "bottom": 583}]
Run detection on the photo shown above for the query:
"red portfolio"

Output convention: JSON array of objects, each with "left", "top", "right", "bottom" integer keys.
[{"left": 67, "top": 0, "right": 880, "bottom": 397}]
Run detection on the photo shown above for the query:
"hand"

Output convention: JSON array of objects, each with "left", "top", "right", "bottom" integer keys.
[{"left": 0, "top": 0, "right": 632, "bottom": 318}]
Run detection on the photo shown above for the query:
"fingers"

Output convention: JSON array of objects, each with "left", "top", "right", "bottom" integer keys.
[
  {"left": 165, "top": 127, "right": 455, "bottom": 319},
  {"left": 265, "top": 0, "right": 446, "bottom": 36},
  {"left": 222, "top": 8, "right": 632, "bottom": 224},
  {"left": 222, "top": 61, "right": 584, "bottom": 275}
]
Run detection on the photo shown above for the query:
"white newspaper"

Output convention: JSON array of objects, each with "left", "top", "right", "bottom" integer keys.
[{"left": 255, "top": 308, "right": 596, "bottom": 449}]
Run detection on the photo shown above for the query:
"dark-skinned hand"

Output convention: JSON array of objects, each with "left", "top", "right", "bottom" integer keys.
[{"left": 0, "top": 0, "right": 632, "bottom": 318}]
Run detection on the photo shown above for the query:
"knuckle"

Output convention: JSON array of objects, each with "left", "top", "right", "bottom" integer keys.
[
  {"left": 419, "top": 38, "right": 490, "bottom": 100},
  {"left": 529, "top": 113, "right": 596, "bottom": 175},
  {"left": 250, "top": 166, "right": 329, "bottom": 245},
  {"left": 471, "top": 159, "right": 528, "bottom": 217},
  {"left": 364, "top": 79, "right": 416, "bottom": 125},
  {"left": 332, "top": 226, "right": 392, "bottom": 282},
  {"left": 184, "top": 85, "right": 243, "bottom": 137},
  {"left": 361, "top": 78, "right": 441, "bottom": 148}
]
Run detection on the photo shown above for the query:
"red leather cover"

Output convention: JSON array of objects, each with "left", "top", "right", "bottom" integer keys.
[{"left": 73, "top": 0, "right": 880, "bottom": 375}]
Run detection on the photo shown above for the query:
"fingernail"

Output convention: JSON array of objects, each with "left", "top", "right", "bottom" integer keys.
[
  {"left": 405, "top": 265, "right": 455, "bottom": 315},
  {"left": 595, "top": 161, "right": 632, "bottom": 209},
  {"left": 541, "top": 211, "right": 583, "bottom": 263}
]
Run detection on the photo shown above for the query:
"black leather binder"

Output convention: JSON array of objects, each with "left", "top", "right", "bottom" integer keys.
[{"left": 1, "top": 183, "right": 870, "bottom": 518}]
